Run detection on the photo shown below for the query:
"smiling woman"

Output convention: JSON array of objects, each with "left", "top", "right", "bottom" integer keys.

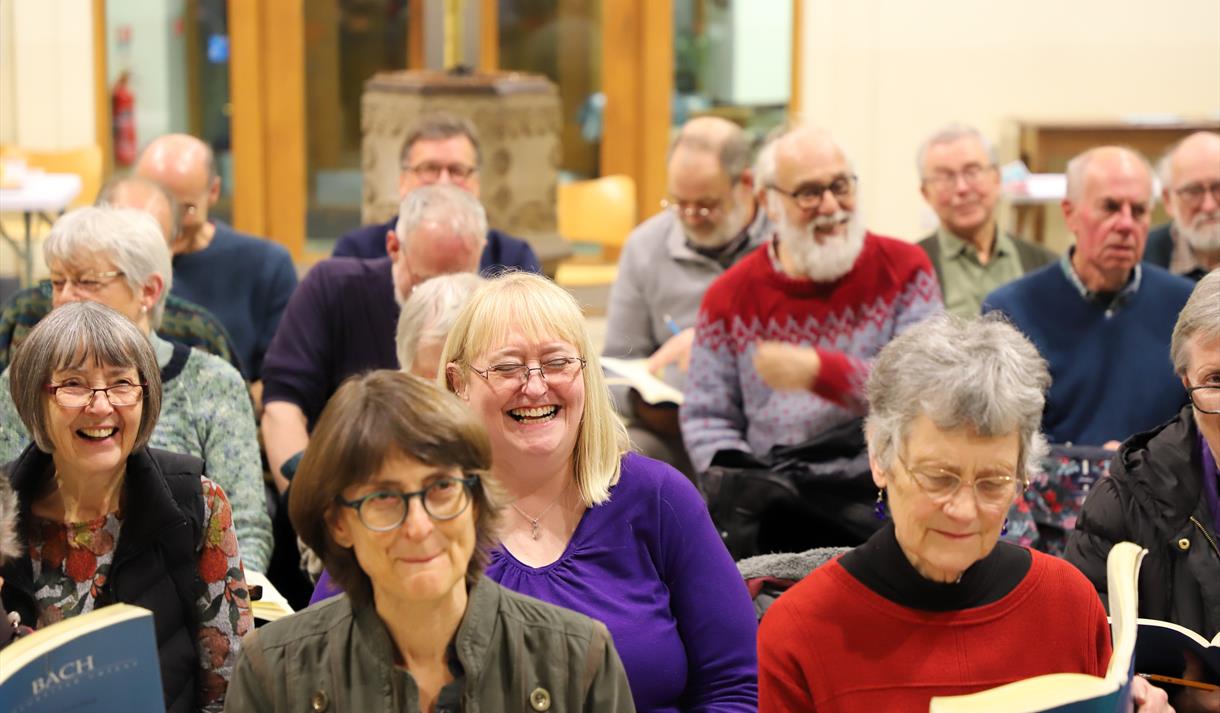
[
  {"left": 227, "top": 370, "right": 634, "bottom": 713},
  {"left": 0, "top": 301, "right": 252, "bottom": 713}
]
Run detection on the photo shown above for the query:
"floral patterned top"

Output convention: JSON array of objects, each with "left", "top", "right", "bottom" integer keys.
[
  {"left": 0, "top": 332, "right": 272, "bottom": 572},
  {"left": 24, "top": 477, "right": 252, "bottom": 712}
]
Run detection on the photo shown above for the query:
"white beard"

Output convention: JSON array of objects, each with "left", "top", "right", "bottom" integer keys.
[
  {"left": 1178, "top": 210, "right": 1220, "bottom": 253},
  {"left": 776, "top": 209, "right": 867, "bottom": 282}
]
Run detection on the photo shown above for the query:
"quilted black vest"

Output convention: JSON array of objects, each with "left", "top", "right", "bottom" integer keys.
[{"left": 2, "top": 445, "right": 206, "bottom": 713}]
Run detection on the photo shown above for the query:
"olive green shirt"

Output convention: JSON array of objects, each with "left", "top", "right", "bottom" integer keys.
[{"left": 934, "top": 226, "right": 1027, "bottom": 317}]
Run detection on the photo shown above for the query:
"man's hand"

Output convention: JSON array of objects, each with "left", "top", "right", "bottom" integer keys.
[
  {"left": 753, "top": 341, "right": 821, "bottom": 392},
  {"left": 646, "top": 327, "right": 696, "bottom": 375},
  {"left": 262, "top": 401, "right": 310, "bottom": 495}
]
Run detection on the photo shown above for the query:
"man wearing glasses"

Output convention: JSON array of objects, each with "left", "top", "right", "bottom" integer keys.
[
  {"left": 915, "top": 123, "right": 1055, "bottom": 316},
  {"left": 331, "top": 113, "right": 540, "bottom": 275},
  {"left": 983, "top": 146, "right": 1195, "bottom": 448},
  {"left": 680, "top": 125, "right": 942, "bottom": 475},
  {"left": 1146, "top": 131, "right": 1220, "bottom": 282},
  {"left": 603, "top": 116, "right": 768, "bottom": 478}
]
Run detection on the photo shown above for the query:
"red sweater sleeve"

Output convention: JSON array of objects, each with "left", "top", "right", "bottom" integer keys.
[{"left": 758, "top": 588, "right": 819, "bottom": 712}]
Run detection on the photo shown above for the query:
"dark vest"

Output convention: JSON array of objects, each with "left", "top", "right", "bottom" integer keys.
[{"left": 1, "top": 445, "right": 206, "bottom": 713}]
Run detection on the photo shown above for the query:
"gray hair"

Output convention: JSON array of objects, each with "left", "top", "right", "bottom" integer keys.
[
  {"left": 396, "top": 272, "right": 486, "bottom": 371},
  {"left": 96, "top": 174, "right": 182, "bottom": 243},
  {"left": 753, "top": 124, "right": 856, "bottom": 189},
  {"left": 9, "top": 301, "right": 162, "bottom": 454},
  {"left": 399, "top": 113, "right": 481, "bottom": 167},
  {"left": 670, "top": 122, "right": 753, "bottom": 181},
  {"left": 1171, "top": 268, "right": 1220, "bottom": 377},
  {"left": 865, "top": 313, "right": 1050, "bottom": 480},
  {"left": 1064, "top": 146, "right": 1157, "bottom": 207},
  {"left": 915, "top": 123, "right": 998, "bottom": 176},
  {"left": 394, "top": 184, "right": 489, "bottom": 251},
  {"left": 43, "top": 207, "right": 173, "bottom": 329}
]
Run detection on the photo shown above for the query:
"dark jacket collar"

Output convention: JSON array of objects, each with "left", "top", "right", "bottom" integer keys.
[
  {"left": 1113, "top": 404, "right": 1202, "bottom": 528},
  {"left": 8, "top": 444, "right": 190, "bottom": 561}
]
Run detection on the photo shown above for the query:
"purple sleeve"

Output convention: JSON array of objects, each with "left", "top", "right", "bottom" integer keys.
[
  {"left": 260, "top": 266, "right": 333, "bottom": 423},
  {"left": 656, "top": 462, "right": 759, "bottom": 711},
  {"left": 309, "top": 569, "right": 343, "bottom": 606}
]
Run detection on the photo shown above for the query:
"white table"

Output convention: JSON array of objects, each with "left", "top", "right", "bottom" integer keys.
[{"left": 0, "top": 172, "right": 83, "bottom": 284}]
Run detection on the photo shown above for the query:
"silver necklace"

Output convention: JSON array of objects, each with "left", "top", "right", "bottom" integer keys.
[{"left": 509, "top": 492, "right": 565, "bottom": 540}]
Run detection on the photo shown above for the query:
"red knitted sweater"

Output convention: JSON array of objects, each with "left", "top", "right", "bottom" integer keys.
[{"left": 758, "top": 551, "right": 1112, "bottom": 712}]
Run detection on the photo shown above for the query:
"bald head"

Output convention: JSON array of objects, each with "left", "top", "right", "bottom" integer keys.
[
  {"left": 96, "top": 175, "right": 179, "bottom": 244},
  {"left": 1065, "top": 146, "right": 1154, "bottom": 204},
  {"left": 136, "top": 134, "right": 220, "bottom": 252}
]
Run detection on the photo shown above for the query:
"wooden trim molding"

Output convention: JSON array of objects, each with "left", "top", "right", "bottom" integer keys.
[
  {"left": 478, "top": 0, "right": 498, "bottom": 72},
  {"left": 790, "top": 0, "right": 803, "bottom": 120},
  {"left": 408, "top": 0, "right": 425, "bottom": 69},
  {"left": 92, "top": 0, "right": 112, "bottom": 177},
  {"left": 600, "top": 0, "right": 672, "bottom": 223}
]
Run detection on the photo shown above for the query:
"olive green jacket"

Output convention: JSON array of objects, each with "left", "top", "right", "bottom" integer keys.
[{"left": 223, "top": 577, "right": 635, "bottom": 713}]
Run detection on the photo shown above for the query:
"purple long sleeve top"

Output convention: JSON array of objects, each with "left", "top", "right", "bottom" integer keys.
[{"left": 309, "top": 453, "right": 758, "bottom": 711}]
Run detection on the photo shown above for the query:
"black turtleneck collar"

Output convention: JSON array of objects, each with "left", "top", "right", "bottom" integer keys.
[{"left": 838, "top": 521, "right": 1031, "bottom": 612}]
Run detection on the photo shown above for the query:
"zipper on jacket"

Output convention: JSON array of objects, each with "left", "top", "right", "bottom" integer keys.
[{"left": 1190, "top": 515, "right": 1220, "bottom": 560}]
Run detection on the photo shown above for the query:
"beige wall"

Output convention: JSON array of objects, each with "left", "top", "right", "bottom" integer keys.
[
  {"left": 799, "top": 0, "right": 1220, "bottom": 250},
  {"left": 0, "top": 0, "right": 96, "bottom": 150}
]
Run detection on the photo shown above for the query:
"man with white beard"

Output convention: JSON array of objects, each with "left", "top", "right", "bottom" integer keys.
[
  {"left": 1145, "top": 131, "right": 1220, "bottom": 281},
  {"left": 680, "top": 125, "right": 942, "bottom": 474},
  {"left": 603, "top": 117, "right": 769, "bottom": 477}
]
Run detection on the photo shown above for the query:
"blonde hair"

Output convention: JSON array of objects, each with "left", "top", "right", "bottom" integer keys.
[{"left": 439, "top": 272, "right": 629, "bottom": 506}]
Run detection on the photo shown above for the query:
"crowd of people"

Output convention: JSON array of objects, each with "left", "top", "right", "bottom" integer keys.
[{"left": 0, "top": 112, "right": 1216, "bottom": 713}]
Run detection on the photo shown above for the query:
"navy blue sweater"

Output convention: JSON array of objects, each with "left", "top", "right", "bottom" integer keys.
[
  {"left": 332, "top": 218, "right": 542, "bottom": 276},
  {"left": 982, "top": 262, "right": 1194, "bottom": 446}
]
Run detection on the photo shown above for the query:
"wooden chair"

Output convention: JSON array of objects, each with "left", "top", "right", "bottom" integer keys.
[{"left": 554, "top": 174, "right": 637, "bottom": 288}]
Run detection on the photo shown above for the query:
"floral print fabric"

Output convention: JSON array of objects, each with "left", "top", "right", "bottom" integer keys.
[{"left": 25, "top": 477, "right": 252, "bottom": 712}]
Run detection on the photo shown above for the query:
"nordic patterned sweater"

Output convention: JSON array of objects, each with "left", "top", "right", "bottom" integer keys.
[{"left": 680, "top": 233, "right": 943, "bottom": 473}]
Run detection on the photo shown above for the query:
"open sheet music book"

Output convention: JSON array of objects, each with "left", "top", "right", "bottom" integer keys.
[
  {"left": 246, "top": 569, "right": 295, "bottom": 623},
  {"left": 929, "top": 541, "right": 1146, "bottom": 713},
  {"left": 1135, "top": 617, "right": 1220, "bottom": 684},
  {"left": 601, "top": 357, "right": 684, "bottom": 406}
]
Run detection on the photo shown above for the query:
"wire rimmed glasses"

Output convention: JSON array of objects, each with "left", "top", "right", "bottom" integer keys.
[
  {"left": 921, "top": 164, "right": 997, "bottom": 193},
  {"left": 48, "top": 270, "right": 125, "bottom": 294},
  {"left": 335, "top": 476, "right": 479, "bottom": 531},
  {"left": 402, "top": 161, "right": 478, "bottom": 182},
  {"left": 46, "top": 382, "right": 147, "bottom": 408},
  {"left": 468, "top": 356, "right": 586, "bottom": 391},
  {"left": 896, "top": 455, "right": 1022, "bottom": 509}
]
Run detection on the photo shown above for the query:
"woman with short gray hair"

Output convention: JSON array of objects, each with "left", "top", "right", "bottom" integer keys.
[
  {"left": 0, "top": 206, "right": 272, "bottom": 573},
  {"left": 759, "top": 313, "right": 1170, "bottom": 712},
  {"left": 1067, "top": 269, "right": 1220, "bottom": 709},
  {"left": 0, "top": 301, "right": 251, "bottom": 712},
  {"left": 396, "top": 272, "right": 485, "bottom": 380}
]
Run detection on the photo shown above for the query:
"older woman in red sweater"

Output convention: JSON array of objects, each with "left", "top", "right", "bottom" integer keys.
[{"left": 757, "top": 314, "right": 1170, "bottom": 712}]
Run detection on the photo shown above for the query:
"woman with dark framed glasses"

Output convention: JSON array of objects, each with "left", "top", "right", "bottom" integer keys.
[
  {"left": 226, "top": 370, "right": 632, "bottom": 712},
  {"left": 1068, "top": 269, "right": 1220, "bottom": 710}
]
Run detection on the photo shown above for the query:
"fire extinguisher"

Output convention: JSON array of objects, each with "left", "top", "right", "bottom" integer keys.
[{"left": 112, "top": 72, "right": 137, "bottom": 167}]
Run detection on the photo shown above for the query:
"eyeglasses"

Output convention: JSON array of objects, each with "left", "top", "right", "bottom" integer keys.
[
  {"left": 49, "top": 271, "right": 125, "bottom": 294},
  {"left": 660, "top": 197, "right": 726, "bottom": 221},
  {"left": 766, "top": 174, "right": 857, "bottom": 211},
  {"left": 896, "top": 455, "right": 1022, "bottom": 509},
  {"left": 1189, "top": 385, "right": 1220, "bottom": 415},
  {"left": 402, "top": 161, "right": 478, "bottom": 182},
  {"left": 335, "top": 476, "right": 478, "bottom": 531},
  {"left": 922, "top": 164, "right": 997, "bottom": 192},
  {"left": 468, "top": 356, "right": 586, "bottom": 390},
  {"left": 46, "top": 381, "right": 147, "bottom": 408},
  {"left": 1173, "top": 180, "right": 1220, "bottom": 208}
]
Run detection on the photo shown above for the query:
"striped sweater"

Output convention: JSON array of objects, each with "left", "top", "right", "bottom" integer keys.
[{"left": 680, "top": 233, "right": 943, "bottom": 472}]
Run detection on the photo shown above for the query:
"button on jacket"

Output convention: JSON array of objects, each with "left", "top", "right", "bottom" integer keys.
[{"left": 223, "top": 576, "right": 636, "bottom": 713}]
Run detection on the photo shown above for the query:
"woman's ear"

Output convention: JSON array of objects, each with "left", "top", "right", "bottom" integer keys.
[
  {"left": 869, "top": 453, "right": 888, "bottom": 490},
  {"left": 141, "top": 274, "right": 165, "bottom": 313},
  {"left": 328, "top": 508, "right": 354, "bottom": 549},
  {"left": 446, "top": 362, "right": 468, "bottom": 399}
]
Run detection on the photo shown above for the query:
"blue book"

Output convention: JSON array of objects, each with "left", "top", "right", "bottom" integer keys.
[
  {"left": 928, "top": 542, "right": 1146, "bottom": 713},
  {"left": 0, "top": 603, "right": 164, "bottom": 713}
]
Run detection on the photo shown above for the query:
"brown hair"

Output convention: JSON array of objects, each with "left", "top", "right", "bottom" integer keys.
[
  {"left": 288, "top": 370, "right": 502, "bottom": 606},
  {"left": 399, "top": 113, "right": 481, "bottom": 167}
]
